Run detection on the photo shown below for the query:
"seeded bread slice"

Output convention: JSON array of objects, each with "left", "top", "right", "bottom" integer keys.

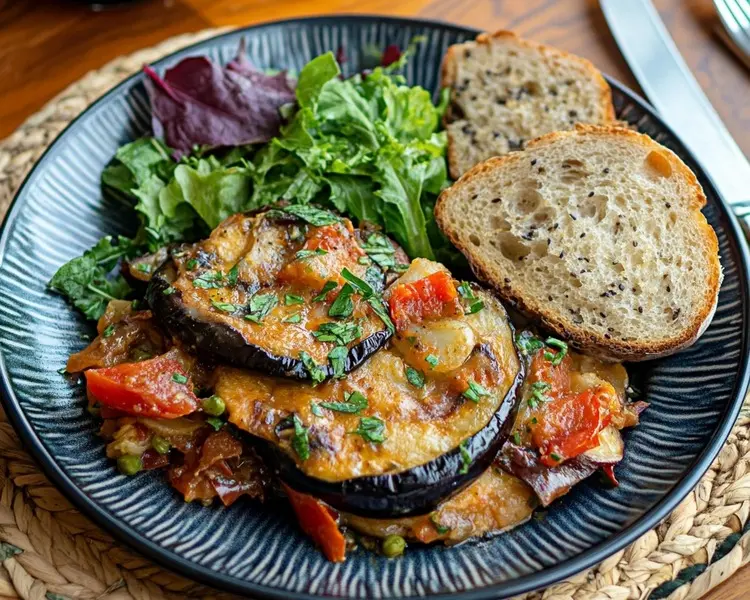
[
  {"left": 434, "top": 124, "right": 722, "bottom": 362},
  {"left": 442, "top": 31, "right": 616, "bottom": 179}
]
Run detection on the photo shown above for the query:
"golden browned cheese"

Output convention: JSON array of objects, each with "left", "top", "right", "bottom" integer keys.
[
  {"left": 214, "top": 262, "right": 520, "bottom": 482},
  {"left": 344, "top": 468, "right": 536, "bottom": 543},
  {"left": 170, "top": 212, "right": 386, "bottom": 364}
]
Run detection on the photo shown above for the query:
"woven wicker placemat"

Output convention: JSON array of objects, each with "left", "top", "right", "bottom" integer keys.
[{"left": 0, "top": 28, "right": 749, "bottom": 600}]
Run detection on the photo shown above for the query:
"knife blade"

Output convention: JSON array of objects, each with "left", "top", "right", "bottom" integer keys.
[{"left": 600, "top": 0, "right": 750, "bottom": 219}]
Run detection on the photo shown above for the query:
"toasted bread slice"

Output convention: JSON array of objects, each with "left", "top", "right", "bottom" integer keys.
[
  {"left": 435, "top": 125, "right": 722, "bottom": 361},
  {"left": 442, "top": 31, "right": 615, "bottom": 179}
]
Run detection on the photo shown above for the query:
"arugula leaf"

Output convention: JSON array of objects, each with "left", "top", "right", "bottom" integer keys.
[{"left": 48, "top": 236, "right": 135, "bottom": 320}]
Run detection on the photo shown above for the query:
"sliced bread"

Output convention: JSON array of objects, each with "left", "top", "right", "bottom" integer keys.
[
  {"left": 442, "top": 31, "right": 615, "bottom": 179},
  {"left": 434, "top": 124, "right": 722, "bottom": 361}
]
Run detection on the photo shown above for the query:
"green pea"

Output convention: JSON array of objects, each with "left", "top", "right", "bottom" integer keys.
[
  {"left": 151, "top": 436, "right": 170, "bottom": 455},
  {"left": 381, "top": 534, "right": 406, "bottom": 558},
  {"left": 201, "top": 395, "right": 226, "bottom": 416},
  {"left": 117, "top": 454, "right": 142, "bottom": 476}
]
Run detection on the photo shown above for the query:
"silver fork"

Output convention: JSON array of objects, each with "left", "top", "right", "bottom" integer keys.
[{"left": 714, "top": 0, "right": 750, "bottom": 69}]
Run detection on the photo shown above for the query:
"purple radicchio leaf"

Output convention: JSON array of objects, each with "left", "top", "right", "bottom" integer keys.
[{"left": 143, "top": 42, "right": 296, "bottom": 158}]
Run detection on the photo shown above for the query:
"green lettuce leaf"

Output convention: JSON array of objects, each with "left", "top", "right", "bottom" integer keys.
[
  {"left": 250, "top": 52, "right": 452, "bottom": 263},
  {"left": 48, "top": 236, "right": 135, "bottom": 320}
]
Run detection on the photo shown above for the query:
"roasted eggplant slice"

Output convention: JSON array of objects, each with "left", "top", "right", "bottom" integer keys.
[
  {"left": 147, "top": 207, "right": 403, "bottom": 380},
  {"left": 343, "top": 467, "right": 536, "bottom": 544},
  {"left": 214, "top": 259, "right": 523, "bottom": 517}
]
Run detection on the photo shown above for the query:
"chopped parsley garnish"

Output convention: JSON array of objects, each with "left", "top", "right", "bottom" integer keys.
[
  {"left": 245, "top": 293, "right": 278, "bottom": 323},
  {"left": 296, "top": 248, "right": 328, "bottom": 260},
  {"left": 335, "top": 269, "right": 395, "bottom": 332},
  {"left": 285, "top": 293, "right": 305, "bottom": 305},
  {"left": 320, "top": 390, "right": 368, "bottom": 414},
  {"left": 361, "top": 232, "right": 398, "bottom": 270},
  {"left": 328, "top": 345, "right": 348, "bottom": 378},
  {"left": 550, "top": 453, "right": 562, "bottom": 462},
  {"left": 311, "top": 402, "right": 325, "bottom": 417},
  {"left": 171, "top": 373, "right": 188, "bottom": 384},
  {"left": 515, "top": 331, "right": 545, "bottom": 355},
  {"left": 282, "top": 414, "right": 310, "bottom": 461},
  {"left": 341, "top": 268, "right": 375, "bottom": 297},
  {"left": 162, "top": 286, "right": 176, "bottom": 295},
  {"left": 206, "top": 417, "right": 224, "bottom": 431},
  {"left": 135, "top": 263, "right": 151, "bottom": 274},
  {"left": 405, "top": 366, "right": 425, "bottom": 388},
  {"left": 186, "top": 258, "right": 198, "bottom": 270},
  {"left": 528, "top": 381, "right": 552, "bottom": 408},
  {"left": 425, "top": 354, "right": 439, "bottom": 368},
  {"left": 512, "top": 431, "right": 522, "bottom": 445},
  {"left": 300, "top": 351, "right": 326, "bottom": 384},
  {"left": 102, "top": 324, "right": 116, "bottom": 338},
  {"left": 458, "top": 440, "right": 471, "bottom": 474},
  {"left": 353, "top": 416, "right": 386, "bottom": 443},
  {"left": 457, "top": 281, "right": 484, "bottom": 314},
  {"left": 313, "top": 321, "right": 362, "bottom": 345},
  {"left": 192, "top": 271, "right": 225, "bottom": 289},
  {"left": 284, "top": 313, "right": 302, "bottom": 324},
  {"left": 328, "top": 283, "right": 355, "bottom": 318},
  {"left": 313, "top": 281, "right": 338, "bottom": 302},
  {"left": 543, "top": 337, "right": 569, "bottom": 365},
  {"left": 212, "top": 300, "right": 239, "bottom": 313},
  {"left": 462, "top": 380, "right": 490, "bottom": 403},
  {"left": 282, "top": 205, "right": 341, "bottom": 227},
  {"left": 226, "top": 264, "right": 239, "bottom": 286}
]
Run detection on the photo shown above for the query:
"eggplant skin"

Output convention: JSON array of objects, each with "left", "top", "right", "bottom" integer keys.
[
  {"left": 260, "top": 360, "right": 525, "bottom": 518},
  {"left": 147, "top": 261, "right": 391, "bottom": 380}
]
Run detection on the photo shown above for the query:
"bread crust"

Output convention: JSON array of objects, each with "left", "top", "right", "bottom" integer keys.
[
  {"left": 435, "top": 125, "right": 722, "bottom": 362},
  {"left": 441, "top": 31, "right": 616, "bottom": 180}
]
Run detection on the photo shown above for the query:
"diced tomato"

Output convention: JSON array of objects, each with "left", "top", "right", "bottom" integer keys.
[
  {"left": 526, "top": 352, "right": 615, "bottom": 467},
  {"left": 388, "top": 271, "right": 461, "bottom": 331},
  {"left": 531, "top": 388, "right": 611, "bottom": 467},
  {"left": 283, "top": 484, "right": 346, "bottom": 562},
  {"left": 305, "top": 224, "right": 365, "bottom": 257},
  {"left": 85, "top": 355, "right": 199, "bottom": 419}
]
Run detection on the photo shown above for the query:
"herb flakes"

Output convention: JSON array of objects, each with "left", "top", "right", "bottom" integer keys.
[{"left": 353, "top": 416, "right": 386, "bottom": 443}]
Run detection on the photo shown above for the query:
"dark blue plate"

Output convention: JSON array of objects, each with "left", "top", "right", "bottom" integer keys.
[{"left": 0, "top": 16, "right": 748, "bottom": 600}]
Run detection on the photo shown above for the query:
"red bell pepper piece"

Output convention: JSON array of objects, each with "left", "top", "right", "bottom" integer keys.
[
  {"left": 85, "top": 355, "right": 199, "bottom": 419},
  {"left": 283, "top": 484, "right": 346, "bottom": 562}
]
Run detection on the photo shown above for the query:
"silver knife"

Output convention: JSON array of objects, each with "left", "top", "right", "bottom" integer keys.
[{"left": 600, "top": 0, "right": 750, "bottom": 225}]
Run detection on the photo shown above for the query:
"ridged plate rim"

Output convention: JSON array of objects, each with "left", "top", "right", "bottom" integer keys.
[{"left": 0, "top": 14, "right": 748, "bottom": 600}]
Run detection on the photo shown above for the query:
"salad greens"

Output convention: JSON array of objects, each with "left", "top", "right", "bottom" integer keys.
[{"left": 50, "top": 44, "right": 460, "bottom": 320}]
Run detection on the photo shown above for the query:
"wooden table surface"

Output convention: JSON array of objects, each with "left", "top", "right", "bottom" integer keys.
[{"left": 0, "top": 0, "right": 748, "bottom": 598}]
